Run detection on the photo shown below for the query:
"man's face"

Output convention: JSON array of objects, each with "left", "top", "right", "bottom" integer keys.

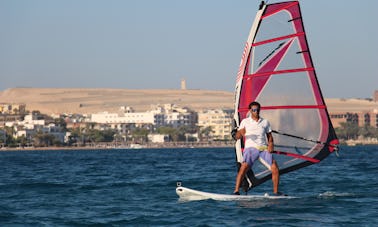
[{"left": 250, "top": 105, "right": 260, "bottom": 117}]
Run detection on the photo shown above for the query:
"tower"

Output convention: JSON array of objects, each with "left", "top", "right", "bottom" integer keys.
[{"left": 181, "top": 78, "right": 186, "bottom": 90}]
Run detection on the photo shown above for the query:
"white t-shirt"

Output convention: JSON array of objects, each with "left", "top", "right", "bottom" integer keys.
[{"left": 239, "top": 117, "right": 272, "bottom": 149}]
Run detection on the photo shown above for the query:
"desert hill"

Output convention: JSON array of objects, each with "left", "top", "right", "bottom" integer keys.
[
  {"left": 0, "top": 88, "right": 235, "bottom": 114},
  {"left": 0, "top": 88, "right": 377, "bottom": 115}
]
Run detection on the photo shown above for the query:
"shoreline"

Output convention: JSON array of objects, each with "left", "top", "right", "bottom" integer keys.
[
  {"left": 1, "top": 142, "right": 377, "bottom": 152},
  {"left": 0, "top": 141, "right": 235, "bottom": 151}
]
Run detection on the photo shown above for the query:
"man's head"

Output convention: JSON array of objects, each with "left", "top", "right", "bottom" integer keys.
[
  {"left": 248, "top": 101, "right": 261, "bottom": 120},
  {"left": 248, "top": 101, "right": 261, "bottom": 113}
]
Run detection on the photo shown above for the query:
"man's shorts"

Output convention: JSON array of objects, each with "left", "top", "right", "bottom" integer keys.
[{"left": 242, "top": 147, "right": 273, "bottom": 169}]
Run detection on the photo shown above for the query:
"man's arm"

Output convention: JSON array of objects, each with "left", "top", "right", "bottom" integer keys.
[
  {"left": 267, "top": 132, "right": 274, "bottom": 152},
  {"left": 233, "top": 128, "right": 246, "bottom": 140}
]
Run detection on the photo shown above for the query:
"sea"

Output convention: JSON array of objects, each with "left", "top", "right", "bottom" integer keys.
[{"left": 0, "top": 145, "right": 377, "bottom": 226}]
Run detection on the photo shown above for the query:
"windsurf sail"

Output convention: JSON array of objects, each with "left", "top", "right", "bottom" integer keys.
[{"left": 233, "top": 1, "right": 339, "bottom": 191}]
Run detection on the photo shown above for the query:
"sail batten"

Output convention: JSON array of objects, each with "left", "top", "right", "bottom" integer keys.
[
  {"left": 233, "top": 1, "right": 339, "bottom": 191},
  {"left": 238, "top": 105, "right": 326, "bottom": 112},
  {"left": 253, "top": 32, "right": 305, "bottom": 46},
  {"left": 245, "top": 67, "right": 315, "bottom": 77}
]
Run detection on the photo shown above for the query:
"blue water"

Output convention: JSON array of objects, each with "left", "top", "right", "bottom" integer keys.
[{"left": 0, "top": 146, "right": 377, "bottom": 226}]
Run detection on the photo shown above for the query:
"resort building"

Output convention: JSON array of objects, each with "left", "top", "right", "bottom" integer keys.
[
  {"left": 3, "top": 113, "right": 67, "bottom": 144},
  {"left": 197, "top": 109, "right": 233, "bottom": 140},
  {"left": 330, "top": 110, "right": 378, "bottom": 128},
  {"left": 90, "top": 104, "right": 197, "bottom": 129}
]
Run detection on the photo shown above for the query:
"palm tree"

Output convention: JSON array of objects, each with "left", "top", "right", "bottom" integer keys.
[
  {"left": 156, "top": 126, "right": 178, "bottom": 142},
  {"left": 200, "top": 126, "right": 213, "bottom": 142},
  {"left": 131, "top": 128, "right": 149, "bottom": 143}
]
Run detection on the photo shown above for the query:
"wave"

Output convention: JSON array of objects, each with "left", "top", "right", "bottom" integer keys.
[{"left": 318, "top": 191, "right": 355, "bottom": 198}]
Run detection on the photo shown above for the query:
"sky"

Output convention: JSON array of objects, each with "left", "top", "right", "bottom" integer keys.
[{"left": 1, "top": 0, "right": 377, "bottom": 99}]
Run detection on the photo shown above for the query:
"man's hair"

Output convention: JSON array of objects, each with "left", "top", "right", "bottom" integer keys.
[{"left": 248, "top": 101, "right": 261, "bottom": 109}]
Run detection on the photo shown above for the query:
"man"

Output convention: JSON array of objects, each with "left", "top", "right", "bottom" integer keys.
[{"left": 231, "top": 101, "right": 281, "bottom": 195}]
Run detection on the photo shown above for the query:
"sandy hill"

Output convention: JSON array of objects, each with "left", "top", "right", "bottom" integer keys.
[
  {"left": 0, "top": 88, "right": 235, "bottom": 114},
  {"left": 0, "top": 88, "right": 377, "bottom": 115}
]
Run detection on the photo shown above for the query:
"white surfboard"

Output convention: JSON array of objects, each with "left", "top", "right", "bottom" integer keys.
[{"left": 176, "top": 185, "right": 295, "bottom": 201}]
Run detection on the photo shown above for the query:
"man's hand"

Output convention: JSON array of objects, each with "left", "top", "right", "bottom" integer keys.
[{"left": 231, "top": 128, "right": 238, "bottom": 140}]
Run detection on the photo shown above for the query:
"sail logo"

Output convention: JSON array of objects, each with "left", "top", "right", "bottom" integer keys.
[{"left": 236, "top": 42, "right": 250, "bottom": 83}]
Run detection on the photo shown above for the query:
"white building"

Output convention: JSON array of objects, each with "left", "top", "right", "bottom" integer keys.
[
  {"left": 4, "top": 113, "right": 67, "bottom": 144},
  {"left": 22, "top": 114, "right": 46, "bottom": 129},
  {"left": 197, "top": 109, "right": 233, "bottom": 140},
  {"left": 91, "top": 111, "right": 155, "bottom": 124},
  {"left": 90, "top": 104, "right": 197, "bottom": 129},
  {"left": 5, "top": 114, "right": 45, "bottom": 129},
  {"left": 148, "top": 134, "right": 168, "bottom": 143},
  {"left": 15, "top": 128, "right": 36, "bottom": 139},
  {"left": 14, "top": 123, "right": 66, "bottom": 143}
]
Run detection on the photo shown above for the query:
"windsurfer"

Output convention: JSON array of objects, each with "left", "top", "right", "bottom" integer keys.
[{"left": 231, "top": 101, "right": 281, "bottom": 195}]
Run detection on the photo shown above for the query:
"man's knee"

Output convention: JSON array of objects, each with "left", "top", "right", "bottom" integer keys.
[
  {"left": 271, "top": 160, "right": 279, "bottom": 174},
  {"left": 239, "top": 162, "right": 250, "bottom": 173},
  {"left": 241, "top": 162, "right": 250, "bottom": 169}
]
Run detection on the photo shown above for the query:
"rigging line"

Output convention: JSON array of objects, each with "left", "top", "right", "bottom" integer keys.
[
  {"left": 272, "top": 130, "right": 338, "bottom": 148},
  {"left": 258, "top": 42, "right": 284, "bottom": 66},
  {"left": 296, "top": 50, "right": 309, "bottom": 54},
  {"left": 288, "top": 17, "right": 301, "bottom": 22},
  {"left": 276, "top": 144, "right": 312, "bottom": 150},
  {"left": 273, "top": 150, "right": 320, "bottom": 163}
]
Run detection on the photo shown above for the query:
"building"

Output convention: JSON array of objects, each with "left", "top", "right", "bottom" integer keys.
[
  {"left": 330, "top": 110, "right": 378, "bottom": 128},
  {"left": 151, "top": 104, "right": 197, "bottom": 128},
  {"left": 181, "top": 78, "right": 186, "bottom": 90},
  {"left": 91, "top": 111, "right": 155, "bottom": 124},
  {"left": 148, "top": 134, "right": 169, "bottom": 143},
  {"left": 0, "top": 103, "right": 26, "bottom": 114},
  {"left": 1, "top": 113, "right": 67, "bottom": 145},
  {"left": 197, "top": 109, "right": 233, "bottom": 140},
  {"left": 90, "top": 104, "right": 197, "bottom": 129}
]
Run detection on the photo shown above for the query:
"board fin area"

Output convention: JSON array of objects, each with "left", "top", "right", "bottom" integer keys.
[{"left": 176, "top": 182, "right": 294, "bottom": 202}]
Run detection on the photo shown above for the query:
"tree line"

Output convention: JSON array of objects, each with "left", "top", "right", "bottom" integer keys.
[
  {"left": 2, "top": 120, "right": 377, "bottom": 148},
  {"left": 0, "top": 124, "right": 216, "bottom": 148}
]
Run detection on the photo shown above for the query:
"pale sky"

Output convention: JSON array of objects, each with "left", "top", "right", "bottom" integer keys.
[{"left": 1, "top": 0, "right": 377, "bottom": 98}]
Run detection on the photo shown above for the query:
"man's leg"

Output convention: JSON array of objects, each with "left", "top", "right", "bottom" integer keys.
[
  {"left": 234, "top": 148, "right": 259, "bottom": 194},
  {"left": 259, "top": 151, "right": 280, "bottom": 194},
  {"left": 233, "top": 162, "right": 250, "bottom": 194},
  {"left": 271, "top": 160, "right": 280, "bottom": 194}
]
